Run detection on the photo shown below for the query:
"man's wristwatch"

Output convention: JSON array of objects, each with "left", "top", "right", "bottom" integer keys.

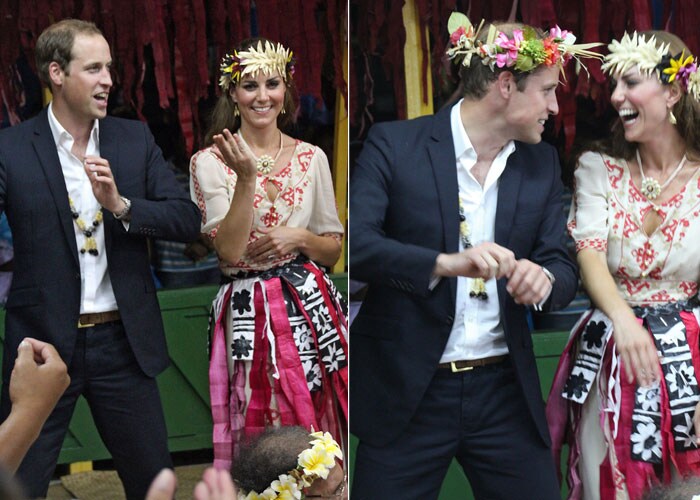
[
  {"left": 541, "top": 266, "right": 556, "bottom": 286},
  {"left": 113, "top": 196, "right": 131, "bottom": 220}
]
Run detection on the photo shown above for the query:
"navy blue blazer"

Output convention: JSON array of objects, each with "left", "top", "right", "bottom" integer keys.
[
  {"left": 350, "top": 107, "right": 578, "bottom": 447},
  {"left": 0, "top": 108, "right": 201, "bottom": 379}
]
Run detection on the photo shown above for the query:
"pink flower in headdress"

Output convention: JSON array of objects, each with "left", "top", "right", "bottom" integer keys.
[
  {"left": 450, "top": 26, "right": 467, "bottom": 46},
  {"left": 549, "top": 25, "right": 570, "bottom": 42},
  {"left": 494, "top": 30, "right": 522, "bottom": 68},
  {"left": 677, "top": 61, "right": 697, "bottom": 91}
]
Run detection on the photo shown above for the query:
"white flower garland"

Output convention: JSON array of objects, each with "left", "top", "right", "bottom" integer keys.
[{"left": 238, "top": 431, "right": 342, "bottom": 500}]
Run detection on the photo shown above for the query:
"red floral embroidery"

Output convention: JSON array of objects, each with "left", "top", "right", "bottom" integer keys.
[
  {"left": 576, "top": 238, "right": 607, "bottom": 252},
  {"left": 253, "top": 193, "right": 264, "bottom": 209},
  {"left": 679, "top": 281, "right": 698, "bottom": 296},
  {"left": 629, "top": 179, "right": 646, "bottom": 203},
  {"left": 619, "top": 278, "right": 651, "bottom": 296},
  {"left": 632, "top": 241, "right": 655, "bottom": 270},
  {"left": 297, "top": 148, "right": 314, "bottom": 173},
  {"left": 268, "top": 178, "right": 284, "bottom": 193},
  {"left": 680, "top": 281, "right": 698, "bottom": 297},
  {"left": 647, "top": 267, "right": 663, "bottom": 280},
  {"left": 190, "top": 150, "right": 208, "bottom": 225},
  {"left": 261, "top": 207, "right": 281, "bottom": 227},
  {"left": 665, "top": 189, "right": 684, "bottom": 208},
  {"left": 661, "top": 218, "right": 690, "bottom": 242},
  {"left": 661, "top": 220, "right": 678, "bottom": 242},
  {"left": 623, "top": 214, "right": 640, "bottom": 238},
  {"left": 280, "top": 187, "right": 296, "bottom": 206},
  {"left": 649, "top": 290, "right": 672, "bottom": 302},
  {"left": 295, "top": 186, "right": 306, "bottom": 207},
  {"left": 605, "top": 159, "right": 624, "bottom": 189},
  {"left": 612, "top": 207, "right": 624, "bottom": 232},
  {"left": 640, "top": 205, "right": 654, "bottom": 220},
  {"left": 616, "top": 267, "right": 631, "bottom": 279}
]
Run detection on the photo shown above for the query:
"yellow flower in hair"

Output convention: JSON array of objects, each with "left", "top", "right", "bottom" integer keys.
[
  {"left": 260, "top": 488, "right": 277, "bottom": 500},
  {"left": 241, "top": 491, "right": 265, "bottom": 500},
  {"left": 238, "top": 431, "right": 342, "bottom": 500},
  {"left": 298, "top": 446, "right": 335, "bottom": 479},
  {"left": 271, "top": 474, "right": 302, "bottom": 500},
  {"left": 664, "top": 50, "right": 694, "bottom": 82},
  {"left": 309, "top": 431, "right": 343, "bottom": 460}
]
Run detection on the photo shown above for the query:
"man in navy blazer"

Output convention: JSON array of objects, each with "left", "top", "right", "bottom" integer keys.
[
  {"left": 0, "top": 19, "right": 200, "bottom": 498},
  {"left": 350, "top": 17, "right": 580, "bottom": 500}
]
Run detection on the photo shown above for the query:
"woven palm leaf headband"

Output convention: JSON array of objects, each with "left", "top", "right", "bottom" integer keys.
[
  {"left": 602, "top": 32, "right": 700, "bottom": 100},
  {"left": 445, "top": 12, "right": 603, "bottom": 74},
  {"left": 219, "top": 40, "right": 295, "bottom": 92}
]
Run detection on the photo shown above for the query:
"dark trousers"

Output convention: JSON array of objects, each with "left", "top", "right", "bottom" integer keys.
[
  {"left": 3, "top": 322, "right": 172, "bottom": 499},
  {"left": 352, "top": 360, "right": 560, "bottom": 500}
]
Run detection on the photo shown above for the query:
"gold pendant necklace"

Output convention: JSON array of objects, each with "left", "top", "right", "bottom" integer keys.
[
  {"left": 636, "top": 149, "right": 687, "bottom": 201},
  {"left": 239, "top": 130, "right": 283, "bottom": 175}
]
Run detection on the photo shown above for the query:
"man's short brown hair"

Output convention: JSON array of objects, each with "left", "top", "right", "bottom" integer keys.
[
  {"left": 458, "top": 22, "right": 546, "bottom": 99},
  {"left": 35, "top": 19, "right": 103, "bottom": 86}
]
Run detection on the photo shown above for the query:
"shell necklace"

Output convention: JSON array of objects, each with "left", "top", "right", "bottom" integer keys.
[
  {"left": 68, "top": 196, "right": 103, "bottom": 256},
  {"left": 239, "top": 130, "right": 283, "bottom": 175},
  {"left": 459, "top": 196, "right": 487, "bottom": 300},
  {"left": 636, "top": 149, "right": 687, "bottom": 201}
]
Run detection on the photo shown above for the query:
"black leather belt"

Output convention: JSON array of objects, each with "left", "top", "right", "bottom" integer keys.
[
  {"left": 78, "top": 310, "right": 121, "bottom": 328},
  {"left": 438, "top": 355, "right": 509, "bottom": 373}
]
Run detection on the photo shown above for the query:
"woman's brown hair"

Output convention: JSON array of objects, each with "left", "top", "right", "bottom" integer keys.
[{"left": 591, "top": 31, "right": 700, "bottom": 162}]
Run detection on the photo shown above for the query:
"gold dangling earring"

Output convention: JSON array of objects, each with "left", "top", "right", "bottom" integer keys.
[
  {"left": 669, "top": 108, "right": 677, "bottom": 125},
  {"left": 233, "top": 102, "right": 240, "bottom": 117},
  {"left": 280, "top": 106, "right": 286, "bottom": 115}
]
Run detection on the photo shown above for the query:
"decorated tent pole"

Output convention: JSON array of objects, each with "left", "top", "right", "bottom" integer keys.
[
  {"left": 402, "top": 0, "right": 434, "bottom": 118},
  {"left": 332, "top": 18, "right": 349, "bottom": 274}
]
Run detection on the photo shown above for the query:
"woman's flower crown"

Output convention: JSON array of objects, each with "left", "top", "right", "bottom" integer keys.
[
  {"left": 446, "top": 12, "right": 603, "bottom": 74},
  {"left": 601, "top": 32, "right": 700, "bottom": 101},
  {"left": 219, "top": 40, "right": 295, "bottom": 92},
  {"left": 238, "top": 431, "right": 342, "bottom": 500}
]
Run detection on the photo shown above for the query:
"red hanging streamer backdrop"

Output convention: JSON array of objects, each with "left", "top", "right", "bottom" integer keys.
[
  {"left": 0, "top": 0, "right": 348, "bottom": 155},
  {"left": 350, "top": 0, "right": 700, "bottom": 155}
]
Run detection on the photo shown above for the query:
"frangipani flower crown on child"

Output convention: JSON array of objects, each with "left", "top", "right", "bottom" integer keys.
[
  {"left": 238, "top": 431, "right": 343, "bottom": 500},
  {"left": 445, "top": 11, "right": 603, "bottom": 74}
]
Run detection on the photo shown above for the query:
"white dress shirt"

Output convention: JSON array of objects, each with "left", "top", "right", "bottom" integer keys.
[
  {"left": 439, "top": 100, "right": 514, "bottom": 363},
  {"left": 47, "top": 103, "right": 118, "bottom": 314}
]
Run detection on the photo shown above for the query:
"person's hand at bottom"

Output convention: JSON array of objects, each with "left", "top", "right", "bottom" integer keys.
[
  {"left": 194, "top": 467, "right": 238, "bottom": 500},
  {"left": 145, "top": 469, "right": 177, "bottom": 500}
]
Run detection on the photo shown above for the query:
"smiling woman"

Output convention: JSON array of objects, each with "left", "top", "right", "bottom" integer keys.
[
  {"left": 547, "top": 30, "right": 700, "bottom": 500},
  {"left": 189, "top": 37, "right": 348, "bottom": 472}
]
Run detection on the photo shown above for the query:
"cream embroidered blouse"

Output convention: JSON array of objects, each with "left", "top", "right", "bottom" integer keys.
[
  {"left": 569, "top": 151, "right": 700, "bottom": 306},
  {"left": 190, "top": 140, "right": 344, "bottom": 274}
]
